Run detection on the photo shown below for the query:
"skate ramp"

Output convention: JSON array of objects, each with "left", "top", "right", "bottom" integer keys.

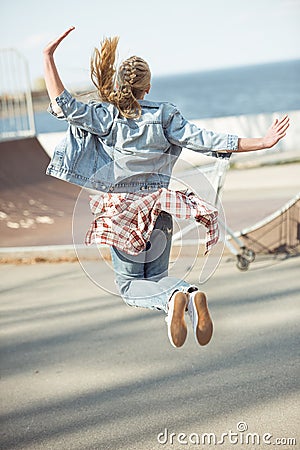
[
  {"left": 0, "top": 137, "right": 84, "bottom": 247},
  {"left": 235, "top": 193, "right": 300, "bottom": 255},
  {"left": 1, "top": 137, "right": 299, "bottom": 256}
]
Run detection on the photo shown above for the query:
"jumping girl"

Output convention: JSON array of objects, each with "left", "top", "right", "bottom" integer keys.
[{"left": 43, "top": 27, "right": 289, "bottom": 348}]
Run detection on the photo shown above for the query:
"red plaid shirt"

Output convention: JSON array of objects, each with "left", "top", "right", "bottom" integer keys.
[{"left": 85, "top": 188, "right": 219, "bottom": 255}]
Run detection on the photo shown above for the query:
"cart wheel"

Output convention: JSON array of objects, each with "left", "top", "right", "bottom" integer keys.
[
  {"left": 236, "top": 255, "right": 249, "bottom": 271},
  {"left": 242, "top": 248, "right": 256, "bottom": 263}
]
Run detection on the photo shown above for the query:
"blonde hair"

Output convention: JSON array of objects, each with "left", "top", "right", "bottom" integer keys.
[{"left": 90, "top": 37, "right": 151, "bottom": 119}]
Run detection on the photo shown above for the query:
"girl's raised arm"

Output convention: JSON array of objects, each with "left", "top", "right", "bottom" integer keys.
[{"left": 43, "top": 26, "right": 75, "bottom": 101}]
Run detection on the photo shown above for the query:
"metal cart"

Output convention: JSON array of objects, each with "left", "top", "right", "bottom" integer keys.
[{"left": 172, "top": 158, "right": 255, "bottom": 271}]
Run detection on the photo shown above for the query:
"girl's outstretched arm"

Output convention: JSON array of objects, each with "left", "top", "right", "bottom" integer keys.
[
  {"left": 165, "top": 108, "right": 290, "bottom": 157},
  {"left": 43, "top": 26, "right": 75, "bottom": 101},
  {"left": 237, "top": 115, "right": 290, "bottom": 152}
]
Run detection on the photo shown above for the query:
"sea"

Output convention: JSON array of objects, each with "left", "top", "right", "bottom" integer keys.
[{"left": 6, "top": 59, "right": 300, "bottom": 134}]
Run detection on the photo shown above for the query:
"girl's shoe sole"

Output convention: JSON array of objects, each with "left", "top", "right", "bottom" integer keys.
[
  {"left": 193, "top": 292, "right": 213, "bottom": 346},
  {"left": 168, "top": 292, "right": 188, "bottom": 348}
]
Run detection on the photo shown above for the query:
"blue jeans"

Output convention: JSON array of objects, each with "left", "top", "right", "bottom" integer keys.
[{"left": 110, "top": 212, "right": 195, "bottom": 313}]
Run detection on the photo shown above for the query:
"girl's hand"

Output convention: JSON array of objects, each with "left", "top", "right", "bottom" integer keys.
[
  {"left": 262, "top": 115, "right": 290, "bottom": 149},
  {"left": 43, "top": 27, "right": 75, "bottom": 100},
  {"left": 43, "top": 26, "right": 75, "bottom": 57}
]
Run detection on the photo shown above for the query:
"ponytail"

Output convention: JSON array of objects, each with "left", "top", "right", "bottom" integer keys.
[
  {"left": 90, "top": 36, "right": 119, "bottom": 103},
  {"left": 90, "top": 38, "right": 151, "bottom": 119}
]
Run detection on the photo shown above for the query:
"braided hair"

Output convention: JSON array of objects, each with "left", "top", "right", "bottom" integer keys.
[{"left": 90, "top": 38, "right": 151, "bottom": 119}]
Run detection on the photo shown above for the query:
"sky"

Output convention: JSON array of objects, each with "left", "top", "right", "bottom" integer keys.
[{"left": 1, "top": 0, "right": 300, "bottom": 90}]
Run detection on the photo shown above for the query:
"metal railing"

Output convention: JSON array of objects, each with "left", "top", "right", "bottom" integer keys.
[{"left": 0, "top": 48, "right": 35, "bottom": 140}]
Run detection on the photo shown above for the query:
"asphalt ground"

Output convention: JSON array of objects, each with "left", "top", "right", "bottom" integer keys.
[
  {"left": 1, "top": 142, "right": 299, "bottom": 449},
  {"left": 0, "top": 254, "right": 299, "bottom": 450}
]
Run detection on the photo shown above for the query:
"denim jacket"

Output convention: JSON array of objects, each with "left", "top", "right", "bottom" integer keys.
[{"left": 46, "top": 89, "right": 238, "bottom": 192}]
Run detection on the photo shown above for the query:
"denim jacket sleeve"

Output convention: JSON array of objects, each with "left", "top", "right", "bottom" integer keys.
[
  {"left": 164, "top": 107, "right": 239, "bottom": 153},
  {"left": 50, "top": 89, "right": 116, "bottom": 136}
]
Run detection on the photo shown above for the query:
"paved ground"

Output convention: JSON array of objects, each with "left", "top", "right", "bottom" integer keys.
[
  {"left": 0, "top": 255, "right": 299, "bottom": 450},
  {"left": 1, "top": 146, "right": 299, "bottom": 449}
]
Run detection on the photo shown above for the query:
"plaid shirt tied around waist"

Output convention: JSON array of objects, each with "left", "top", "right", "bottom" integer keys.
[{"left": 85, "top": 188, "right": 219, "bottom": 255}]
